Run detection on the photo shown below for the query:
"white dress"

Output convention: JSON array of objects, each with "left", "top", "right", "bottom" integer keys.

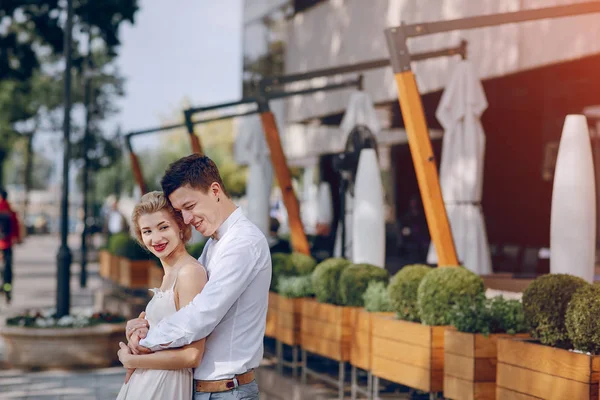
[{"left": 116, "top": 269, "right": 193, "bottom": 400}]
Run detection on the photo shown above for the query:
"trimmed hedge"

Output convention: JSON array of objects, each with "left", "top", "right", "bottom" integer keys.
[
  {"left": 565, "top": 284, "right": 600, "bottom": 353},
  {"left": 270, "top": 252, "right": 294, "bottom": 292},
  {"left": 311, "top": 258, "right": 351, "bottom": 305},
  {"left": 109, "top": 233, "right": 152, "bottom": 261},
  {"left": 290, "top": 252, "right": 317, "bottom": 276},
  {"left": 522, "top": 273, "right": 589, "bottom": 347},
  {"left": 363, "top": 281, "right": 392, "bottom": 312},
  {"left": 339, "top": 263, "right": 389, "bottom": 307},
  {"left": 388, "top": 264, "right": 432, "bottom": 322},
  {"left": 278, "top": 275, "right": 315, "bottom": 298},
  {"left": 186, "top": 240, "right": 206, "bottom": 259},
  {"left": 417, "top": 267, "right": 484, "bottom": 326}
]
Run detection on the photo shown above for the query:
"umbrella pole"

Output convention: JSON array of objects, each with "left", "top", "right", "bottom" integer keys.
[
  {"left": 184, "top": 110, "right": 204, "bottom": 155},
  {"left": 258, "top": 100, "right": 310, "bottom": 256},
  {"left": 385, "top": 29, "right": 458, "bottom": 267},
  {"left": 125, "top": 135, "right": 148, "bottom": 195}
]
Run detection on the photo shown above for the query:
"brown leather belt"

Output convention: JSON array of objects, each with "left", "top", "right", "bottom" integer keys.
[{"left": 194, "top": 370, "right": 255, "bottom": 393}]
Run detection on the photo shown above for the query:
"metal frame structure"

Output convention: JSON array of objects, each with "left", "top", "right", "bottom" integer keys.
[{"left": 371, "top": 2, "right": 600, "bottom": 400}]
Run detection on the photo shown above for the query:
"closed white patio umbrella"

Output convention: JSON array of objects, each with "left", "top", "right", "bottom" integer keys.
[{"left": 427, "top": 60, "right": 492, "bottom": 275}]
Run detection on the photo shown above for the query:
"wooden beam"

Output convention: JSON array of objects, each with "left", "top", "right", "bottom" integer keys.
[
  {"left": 259, "top": 111, "right": 310, "bottom": 255},
  {"left": 393, "top": 71, "right": 458, "bottom": 266},
  {"left": 129, "top": 151, "right": 148, "bottom": 195}
]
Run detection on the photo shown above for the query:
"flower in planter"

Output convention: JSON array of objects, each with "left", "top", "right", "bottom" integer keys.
[
  {"left": 339, "top": 263, "right": 389, "bottom": 307},
  {"left": 6, "top": 309, "right": 126, "bottom": 328},
  {"left": 388, "top": 264, "right": 432, "bottom": 322},
  {"left": 417, "top": 267, "right": 484, "bottom": 326},
  {"left": 522, "top": 273, "right": 589, "bottom": 347},
  {"left": 311, "top": 257, "right": 351, "bottom": 305},
  {"left": 566, "top": 284, "right": 600, "bottom": 354},
  {"left": 363, "top": 281, "right": 392, "bottom": 312}
]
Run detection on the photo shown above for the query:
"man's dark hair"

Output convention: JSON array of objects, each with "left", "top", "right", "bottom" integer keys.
[
  {"left": 0, "top": 188, "right": 7, "bottom": 200},
  {"left": 161, "top": 154, "right": 228, "bottom": 199}
]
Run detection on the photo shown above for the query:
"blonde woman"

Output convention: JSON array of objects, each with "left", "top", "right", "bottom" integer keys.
[{"left": 116, "top": 191, "right": 207, "bottom": 400}]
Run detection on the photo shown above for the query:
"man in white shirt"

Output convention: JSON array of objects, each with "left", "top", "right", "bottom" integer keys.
[{"left": 125, "top": 154, "right": 271, "bottom": 399}]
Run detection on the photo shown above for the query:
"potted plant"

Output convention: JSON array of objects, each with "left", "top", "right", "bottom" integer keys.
[
  {"left": 497, "top": 273, "right": 600, "bottom": 399},
  {"left": 372, "top": 265, "right": 484, "bottom": 395},
  {"left": 0, "top": 310, "right": 126, "bottom": 369},
  {"left": 114, "top": 234, "right": 156, "bottom": 289},
  {"left": 275, "top": 252, "right": 317, "bottom": 348},
  {"left": 443, "top": 295, "right": 528, "bottom": 400},
  {"left": 105, "top": 233, "right": 130, "bottom": 283}
]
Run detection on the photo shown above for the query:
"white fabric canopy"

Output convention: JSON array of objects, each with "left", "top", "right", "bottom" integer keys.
[
  {"left": 334, "top": 91, "right": 385, "bottom": 267},
  {"left": 427, "top": 60, "right": 492, "bottom": 275},
  {"left": 234, "top": 114, "right": 273, "bottom": 237}
]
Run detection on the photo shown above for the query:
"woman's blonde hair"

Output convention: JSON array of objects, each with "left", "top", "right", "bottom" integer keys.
[{"left": 130, "top": 191, "right": 192, "bottom": 245}]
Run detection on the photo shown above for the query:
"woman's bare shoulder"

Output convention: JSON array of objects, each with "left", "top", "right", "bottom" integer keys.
[{"left": 178, "top": 259, "right": 207, "bottom": 281}]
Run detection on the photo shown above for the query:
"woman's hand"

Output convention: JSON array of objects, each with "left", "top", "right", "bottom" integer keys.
[{"left": 118, "top": 342, "right": 134, "bottom": 368}]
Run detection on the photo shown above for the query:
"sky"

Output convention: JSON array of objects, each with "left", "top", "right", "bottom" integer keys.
[{"left": 112, "top": 0, "right": 243, "bottom": 151}]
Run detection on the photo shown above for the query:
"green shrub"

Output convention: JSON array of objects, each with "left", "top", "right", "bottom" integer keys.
[
  {"left": 388, "top": 264, "right": 432, "bottom": 322},
  {"left": 311, "top": 258, "right": 351, "bottom": 305},
  {"left": 566, "top": 285, "right": 600, "bottom": 354},
  {"left": 363, "top": 281, "right": 393, "bottom": 312},
  {"left": 107, "top": 233, "right": 130, "bottom": 255},
  {"left": 417, "top": 267, "right": 484, "bottom": 326},
  {"left": 186, "top": 240, "right": 206, "bottom": 259},
  {"left": 522, "top": 273, "right": 589, "bottom": 347},
  {"left": 110, "top": 233, "right": 152, "bottom": 261},
  {"left": 271, "top": 253, "right": 294, "bottom": 292},
  {"left": 339, "top": 264, "right": 389, "bottom": 307},
  {"left": 447, "top": 296, "right": 527, "bottom": 336},
  {"left": 278, "top": 275, "right": 315, "bottom": 298},
  {"left": 290, "top": 252, "right": 317, "bottom": 276}
]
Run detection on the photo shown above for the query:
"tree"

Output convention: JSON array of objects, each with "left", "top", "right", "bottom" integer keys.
[
  {"left": 0, "top": 0, "right": 138, "bottom": 82},
  {"left": 3, "top": 136, "right": 54, "bottom": 190}
]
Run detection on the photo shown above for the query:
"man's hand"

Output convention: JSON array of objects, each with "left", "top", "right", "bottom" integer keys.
[
  {"left": 128, "top": 330, "right": 152, "bottom": 355},
  {"left": 126, "top": 311, "right": 149, "bottom": 341}
]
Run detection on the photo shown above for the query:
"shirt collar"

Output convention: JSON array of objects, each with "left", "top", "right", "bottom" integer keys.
[{"left": 211, "top": 207, "right": 243, "bottom": 241}]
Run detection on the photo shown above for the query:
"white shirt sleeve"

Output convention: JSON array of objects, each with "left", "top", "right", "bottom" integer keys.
[{"left": 140, "top": 238, "right": 264, "bottom": 351}]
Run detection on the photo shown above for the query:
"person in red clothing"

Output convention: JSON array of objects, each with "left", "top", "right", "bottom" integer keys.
[{"left": 0, "top": 188, "right": 21, "bottom": 304}]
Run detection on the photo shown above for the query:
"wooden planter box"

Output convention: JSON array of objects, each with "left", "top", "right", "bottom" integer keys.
[
  {"left": 119, "top": 258, "right": 152, "bottom": 289},
  {"left": 497, "top": 338, "right": 600, "bottom": 399},
  {"left": 265, "top": 291, "right": 278, "bottom": 338},
  {"left": 99, "top": 250, "right": 111, "bottom": 279},
  {"left": 371, "top": 315, "right": 446, "bottom": 393},
  {"left": 148, "top": 265, "right": 163, "bottom": 290},
  {"left": 300, "top": 298, "right": 357, "bottom": 361},
  {"left": 444, "top": 329, "right": 528, "bottom": 400},
  {"left": 276, "top": 296, "right": 304, "bottom": 346},
  {"left": 110, "top": 254, "right": 121, "bottom": 283},
  {"left": 350, "top": 309, "right": 394, "bottom": 371}
]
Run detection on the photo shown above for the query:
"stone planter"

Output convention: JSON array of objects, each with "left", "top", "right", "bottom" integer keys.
[{"left": 0, "top": 323, "right": 126, "bottom": 369}]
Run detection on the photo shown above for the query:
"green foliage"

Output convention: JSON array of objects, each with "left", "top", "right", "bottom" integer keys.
[
  {"left": 363, "top": 281, "right": 393, "bottom": 312},
  {"left": 290, "top": 252, "right": 317, "bottom": 276},
  {"left": 522, "top": 273, "right": 589, "bottom": 347},
  {"left": 108, "top": 232, "right": 151, "bottom": 261},
  {"left": 271, "top": 253, "right": 294, "bottom": 292},
  {"left": 566, "top": 285, "right": 600, "bottom": 354},
  {"left": 447, "top": 296, "right": 527, "bottom": 336},
  {"left": 311, "top": 258, "right": 351, "bottom": 305},
  {"left": 186, "top": 240, "right": 206, "bottom": 259},
  {"left": 277, "top": 275, "right": 314, "bottom": 299},
  {"left": 417, "top": 267, "right": 485, "bottom": 326},
  {"left": 388, "top": 264, "right": 432, "bottom": 322},
  {"left": 339, "top": 264, "right": 389, "bottom": 307}
]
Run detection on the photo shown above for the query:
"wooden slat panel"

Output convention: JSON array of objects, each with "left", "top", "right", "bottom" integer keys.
[
  {"left": 444, "top": 375, "right": 496, "bottom": 400},
  {"left": 265, "top": 309, "right": 277, "bottom": 338},
  {"left": 278, "top": 327, "right": 297, "bottom": 346},
  {"left": 432, "top": 326, "right": 446, "bottom": 349},
  {"left": 372, "top": 336, "right": 431, "bottom": 369},
  {"left": 497, "top": 363, "right": 597, "bottom": 400},
  {"left": 498, "top": 338, "right": 600, "bottom": 383},
  {"left": 445, "top": 353, "right": 475, "bottom": 381},
  {"left": 300, "top": 318, "right": 344, "bottom": 341},
  {"left": 495, "top": 387, "right": 542, "bottom": 400},
  {"left": 445, "top": 329, "right": 475, "bottom": 358},
  {"left": 301, "top": 299, "right": 343, "bottom": 322},
  {"left": 350, "top": 331, "right": 370, "bottom": 370},
  {"left": 372, "top": 356, "right": 431, "bottom": 393},
  {"left": 372, "top": 316, "right": 432, "bottom": 346},
  {"left": 278, "top": 297, "right": 302, "bottom": 313},
  {"left": 300, "top": 332, "right": 346, "bottom": 361},
  {"left": 268, "top": 292, "right": 279, "bottom": 309},
  {"left": 354, "top": 309, "right": 371, "bottom": 333}
]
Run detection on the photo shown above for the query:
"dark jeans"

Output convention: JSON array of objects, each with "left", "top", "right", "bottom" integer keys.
[{"left": 2, "top": 247, "right": 12, "bottom": 300}]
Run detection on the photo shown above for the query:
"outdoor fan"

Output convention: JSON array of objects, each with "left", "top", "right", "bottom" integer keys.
[{"left": 332, "top": 124, "right": 378, "bottom": 257}]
